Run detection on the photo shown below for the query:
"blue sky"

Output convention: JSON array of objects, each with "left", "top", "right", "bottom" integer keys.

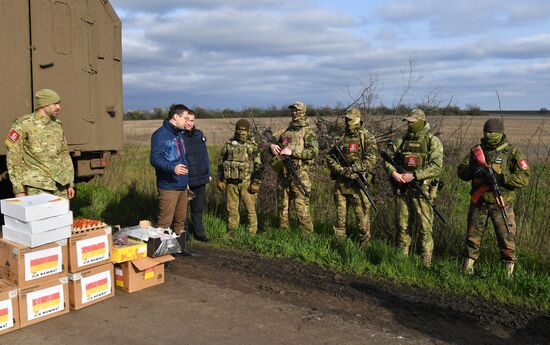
[{"left": 110, "top": 0, "right": 550, "bottom": 111}]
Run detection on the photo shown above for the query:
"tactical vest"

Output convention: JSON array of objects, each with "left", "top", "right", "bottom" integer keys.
[
  {"left": 222, "top": 140, "right": 254, "bottom": 181},
  {"left": 338, "top": 130, "right": 365, "bottom": 163},
  {"left": 484, "top": 142, "right": 511, "bottom": 174},
  {"left": 398, "top": 132, "right": 433, "bottom": 172}
]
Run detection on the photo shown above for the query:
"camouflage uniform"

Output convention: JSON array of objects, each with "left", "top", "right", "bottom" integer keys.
[
  {"left": 5, "top": 113, "right": 74, "bottom": 197},
  {"left": 384, "top": 109, "right": 443, "bottom": 265},
  {"left": 218, "top": 120, "right": 263, "bottom": 234},
  {"left": 273, "top": 102, "right": 318, "bottom": 233},
  {"left": 326, "top": 108, "right": 378, "bottom": 243},
  {"left": 458, "top": 120, "right": 530, "bottom": 274}
]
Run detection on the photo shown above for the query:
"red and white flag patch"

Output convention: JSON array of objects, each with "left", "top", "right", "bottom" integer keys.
[
  {"left": 406, "top": 157, "right": 417, "bottom": 167},
  {"left": 519, "top": 160, "right": 529, "bottom": 170},
  {"left": 348, "top": 143, "right": 359, "bottom": 152},
  {"left": 7, "top": 130, "right": 20, "bottom": 144}
]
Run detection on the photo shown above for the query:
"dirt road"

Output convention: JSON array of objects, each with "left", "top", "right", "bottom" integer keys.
[{"left": 4, "top": 245, "right": 549, "bottom": 345}]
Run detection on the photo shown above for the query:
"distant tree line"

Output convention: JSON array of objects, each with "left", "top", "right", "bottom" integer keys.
[{"left": 123, "top": 104, "right": 546, "bottom": 120}]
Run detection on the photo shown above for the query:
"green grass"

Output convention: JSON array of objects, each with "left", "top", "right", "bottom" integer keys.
[{"left": 72, "top": 143, "right": 550, "bottom": 312}]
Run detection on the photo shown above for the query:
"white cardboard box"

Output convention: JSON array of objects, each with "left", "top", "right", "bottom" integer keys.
[
  {"left": 4, "top": 212, "right": 73, "bottom": 234},
  {"left": 2, "top": 225, "right": 71, "bottom": 248},
  {"left": 1, "top": 194, "right": 69, "bottom": 222}
]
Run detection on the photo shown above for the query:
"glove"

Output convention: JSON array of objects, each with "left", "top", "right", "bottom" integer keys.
[
  {"left": 217, "top": 181, "right": 226, "bottom": 191},
  {"left": 248, "top": 181, "right": 261, "bottom": 194},
  {"left": 350, "top": 161, "right": 363, "bottom": 173},
  {"left": 472, "top": 166, "right": 486, "bottom": 178}
]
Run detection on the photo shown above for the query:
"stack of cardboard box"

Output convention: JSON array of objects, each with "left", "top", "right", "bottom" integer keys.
[
  {"left": 67, "top": 219, "right": 114, "bottom": 310},
  {"left": 0, "top": 194, "right": 71, "bottom": 332}
]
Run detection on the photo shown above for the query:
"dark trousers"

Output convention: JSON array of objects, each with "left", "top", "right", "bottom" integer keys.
[{"left": 186, "top": 184, "right": 207, "bottom": 238}]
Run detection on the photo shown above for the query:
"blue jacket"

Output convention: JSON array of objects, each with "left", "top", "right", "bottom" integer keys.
[
  {"left": 150, "top": 120, "right": 189, "bottom": 190},
  {"left": 182, "top": 127, "right": 211, "bottom": 187}
]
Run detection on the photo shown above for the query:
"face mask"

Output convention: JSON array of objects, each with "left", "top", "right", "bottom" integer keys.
[
  {"left": 291, "top": 110, "right": 305, "bottom": 121},
  {"left": 408, "top": 120, "right": 424, "bottom": 133},
  {"left": 484, "top": 132, "right": 503, "bottom": 146},
  {"left": 346, "top": 120, "right": 360, "bottom": 132},
  {"left": 235, "top": 129, "right": 248, "bottom": 142}
]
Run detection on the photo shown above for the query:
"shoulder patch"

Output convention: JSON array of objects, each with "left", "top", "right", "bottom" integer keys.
[
  {"left": 7, "top": 129, "right": 20, "bottom": 144},
  {"left": 519, "top": 159, "right": 529, "bottom": 170}
]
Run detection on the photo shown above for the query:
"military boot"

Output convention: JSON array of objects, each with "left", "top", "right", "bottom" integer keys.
[
  {"left": 462, "top": 258, "right": 475, "bottom": 275},
  {"left": 504, "top": 262, "right": 515, "bottom": 278}
]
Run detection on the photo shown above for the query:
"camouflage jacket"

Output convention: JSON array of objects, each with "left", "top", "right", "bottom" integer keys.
[
  {"left": 327, "top": 128, "right": 378, "bottom": 181},
  {"left": 384, "top": 123, "right": 444, "bottom": 182},
  {"left": 5, "top": 113, "right": 74, "bottom": 194},
  {"left": 457, "top": 135, "right": 530, "bottom": 203},
  {"left": 218, "top": 137, "right": 263, "bottom": 183},
  {"left": 276, "top": 118, "right": 318, "bottom": 167}
]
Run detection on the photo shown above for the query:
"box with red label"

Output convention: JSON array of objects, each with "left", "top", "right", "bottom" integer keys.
[
  {"left": 0, "top": 279, "right": 19, "bottom": 335},
  {"left": 18, "top": 276, "right": 69, "bottom": 328},
  {"left": 68, "top": 263, "right": 114, "bottom": 310},
  {"left": 1, "top": 193, "right": 69, "bottom": 222},
  {"left": 0, "top": 238, "right": 68, "bottom": 288},
  {"left": 68, "top": 227, "right": 112, "bottom": 273},
  {"left": 114, "top": 255, "right": 174, "bottom": 293}
]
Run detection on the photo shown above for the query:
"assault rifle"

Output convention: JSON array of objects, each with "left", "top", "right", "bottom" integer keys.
[
  {"left": 264, "top": 129, "right": 310, "bottom": 198},
  {"left": 380, "top": 150, "right": 448, "bottom": 225},
  {"left": 331, "top": 145, "right": 378, "bottom": 212},
  {"left": 470, "top": 146, "right": 512, "bottom": 235}
]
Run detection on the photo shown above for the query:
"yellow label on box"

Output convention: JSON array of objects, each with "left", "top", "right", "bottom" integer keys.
[
  {"left": 144, "top": 268, "right": 155, "bottom": 280},
  {"left": 112, "top": 242, "right": 147, "bottom": 263}
]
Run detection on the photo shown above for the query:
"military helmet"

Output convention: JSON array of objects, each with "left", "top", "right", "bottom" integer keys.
[
  {"left": 344, "top": 108, "right": 361, "bottom": 126},
  {"left": 235, "top": 119, "right": 250, "bottom": 131},
  {"left": 483, "top": 118, "right": 504, "bottom": 133},
  {"left": 403, "top": 108, "right": 426, "bottom": 123}
]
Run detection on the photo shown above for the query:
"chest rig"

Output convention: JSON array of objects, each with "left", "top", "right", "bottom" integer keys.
[
  {"left": 222, "top": 140, "right": 254, "bottom": 181},
  {"left": 398, "top": 132, "right": 431, "bottom": 171},
  {"left": 338, "top": 131, "right": 364, "bottom": 163},
  {"left": 483, "top": 142, "right": 511, "bottom": 174}
]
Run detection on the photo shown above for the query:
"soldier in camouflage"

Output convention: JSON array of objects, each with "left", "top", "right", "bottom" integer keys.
[
  {"left": 5, "top": 89, "right": 75, "bottom": 199},
  {"left": 458, "top": 118, "right": 530, "bottom": 276},
  {"left": 384, "top": 109, "right": 443, "bottom": 267},
  {"left": 270, "top": 102, "right": 318, "bottom": 233},
  {"left": 217, "top": 119, "right": 263, "bottom": 234},
  {"left": 326, "top": 108, "right": 378, "bottom": 244}
]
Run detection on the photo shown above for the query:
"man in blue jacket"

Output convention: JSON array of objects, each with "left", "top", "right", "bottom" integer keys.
[
  {"left": 150, "top": 104, "right": 195, "bottom": 256},
  {"left": 182, "top": 109, "right": 211, "bottom": 242}
]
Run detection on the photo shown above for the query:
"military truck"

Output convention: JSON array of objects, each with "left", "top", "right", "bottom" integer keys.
[{"left": 0, "top": 0, "right": 123, "bottom": 193}]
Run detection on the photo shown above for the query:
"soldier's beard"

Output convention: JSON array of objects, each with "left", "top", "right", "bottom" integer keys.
[{"left": 235, "top": 132, "right": 248, "bottom": 142}]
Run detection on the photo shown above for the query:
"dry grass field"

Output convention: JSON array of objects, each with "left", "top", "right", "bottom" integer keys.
[{"left": 124, "top": 115, "right": 549, "bottom": 159}]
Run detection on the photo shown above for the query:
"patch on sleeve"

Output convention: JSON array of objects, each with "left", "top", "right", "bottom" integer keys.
[
  {"left": 202, "top": 136, "right": 207, "bottom": 142},
  {"left": 7, "top": 129, "right": 20, "bottom": 144},
  {"left": 519, "top": 159, "right": 529, "bottom": 170}
]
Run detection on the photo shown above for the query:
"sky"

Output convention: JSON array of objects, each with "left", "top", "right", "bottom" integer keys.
[{"left": 110, "top": 0, "right": 550, "bottom": 111}]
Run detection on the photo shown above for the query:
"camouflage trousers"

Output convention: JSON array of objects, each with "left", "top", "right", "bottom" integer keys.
[
  {"left": 333, "top": 181, "right": 371, "bottom": 243},
  {"left": 226, "top": 180, "right": 258, "bottom": 234},
  {"left": 464, "top": 201, "right": 516, "bottom": 263},
  {"left": 395, "top": 194, "right": 434, "bottom": 261},
  {"left": 25, "top": 185, "right": 68, "bottom": 198},
  {"left": 277, "top": 169, "right": 314, "bottom": 233}
]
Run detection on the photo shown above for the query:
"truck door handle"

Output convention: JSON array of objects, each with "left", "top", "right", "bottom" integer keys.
[{"left": 40, "top": 61, "right": 54, "bottom": 69}]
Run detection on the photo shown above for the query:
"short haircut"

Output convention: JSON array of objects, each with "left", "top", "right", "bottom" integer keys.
[
  {"left": 168, "top": 104, "right": 189, "bottom": 119},
  {"left": 187, "top": 109, "right": 195, "bottom": 116}
]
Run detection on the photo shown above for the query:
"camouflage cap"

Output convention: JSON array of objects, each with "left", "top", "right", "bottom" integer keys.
[
  {"left": 483, "top": 118, "right": 504, "bottom": 133},
  {"left": 344, "top": 108, "right": 361, "bottom": 126},
  {"left": 288, "top": 101, "right": 306, "bottom": 113},
  {"left": 35, "top": 89, "right": 61, "bottom": 109},
  {"left": 235, "top": 118, "right": 250, "bottom": 131},
  {"left": 403, "top": 108, "right": 425, "bottom": 123}
]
